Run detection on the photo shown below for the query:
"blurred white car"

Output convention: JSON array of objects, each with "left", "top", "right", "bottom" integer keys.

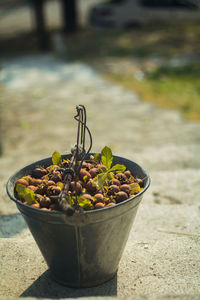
[{"left": 89, "top": 0, "right": 200, "bottom": 28}]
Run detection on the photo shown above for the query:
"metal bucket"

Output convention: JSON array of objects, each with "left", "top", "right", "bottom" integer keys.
[{"left": 7, "top": 154, "right": 150, "bottom": 287}]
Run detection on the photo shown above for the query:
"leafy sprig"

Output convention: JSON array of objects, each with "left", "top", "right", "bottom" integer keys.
[
  {"left": 101, "top": 146, "right": 113, "bottom": 169},
  {"left": 52, "top": 151, "right": 62, "bottom": 166},
  {"left": 66, "top": 195, "right": 93, "bottom": 210},
  {"left": 16, "top": 184, "right": 37, "bottom": 205},
  {"left": 94, "top": 146, "right": 126, "bottom": 189},
  {"left": 129, "top": 183, "right": 141, "bottom": 195}
]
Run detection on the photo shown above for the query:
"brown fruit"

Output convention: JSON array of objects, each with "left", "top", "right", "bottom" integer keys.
[
  {"left": 116, "top": 191, "right": 128, "bottom": 203},
  {"left": 33, "top": 168, "right": 47, "bottom": 178},
  {"left": 27, "top": 185, "right": 37, "bottom": 192},
  {"left": 109, "top": 178, "right": 120, "bottom": 186},
  {"left": 31, "top": 179, "right": 43, "bottom": 186},
  {"left": 85, "top": 180, "right": 98, "bottom": 194},
  {"left": 51, "top": 171, "right": 62, "bottom": 183},
  {"left": 109, "top": 199, "right": 116, "bottom": 204},
  {"left": 81, "top": 161, "right": 88, "bottom": 168},
  {"left": 70, "top": 181, "right": 82, "bottom": 194},
  {"left": 47, "top": 185, "right": 61, "bottom": 196},
  {"left": 79, "top": 169, "right": 91, "bottom": 182},
  {"left": 39, "top": 180, "right": 55, "bottom": 194},
  {"left": 106, "top": 202, "right": 116, "bottom": 207},
  {"left": 46, "top": 180, "right": 56, "bottom": 186},
  {"left": 108, "top": 185, "right": 120, "bottom": 195},
  {"left": 15, "top": 179, "right": 29, "bottom": 187},
  {"left": 97, "top": 164, "right": 107, "bottom": 170},
  {"left": 89, "top": 168, "right": 98, "bottom": 178},
  {"left": 87, "top": 163, "right": 94, "bottom": 170},
  {"left": 124, "top": 170, "right": 131, "bottom": 178},
  {"left": 82, "top": 194, "right": 93, "bottom": 201},
  {"left": 41, "top": 174, "right": 49, "bottom": 181},
  {"left": 136, "top": 178, "right": 143, "bottom": 187},
  {"left": 35, "top": 194, "right": 44, "bottom": 202},
  {"left": 35, "top": 184, "right": 46, "bottom": 195},
  {"left": 120, "top": 184, "right": 130, "bottom": 194},
  {"left": 78, "top": 180, "right": 85, "bottom": 187},
  {"left": 95, "top": 202, "right": 104, "bottom": 209},
  {"left": 40, "top": 196, "right": 51, "bottom": 208},
  {"left": 116, "top": 173, "right": 127, "bottom": 182},
  {"left": 94, "top": 193, "right": 104, "bottom": 203},
  {"left": 46, "top": 165, "right": 59, "bottom": 172},
  {"left": 31, "top": 203, "right": 40, "bottom": 209},
  {"left": 25, "top": 176, "right": 34, "bottom": 185},
  {"left": 104, "top": 197, "right": 110, "bottom": 204}
]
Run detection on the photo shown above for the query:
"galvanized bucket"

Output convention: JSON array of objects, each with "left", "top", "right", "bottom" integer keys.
[{"left": 7, "top": 154, "right": 150, "bottom": 287}]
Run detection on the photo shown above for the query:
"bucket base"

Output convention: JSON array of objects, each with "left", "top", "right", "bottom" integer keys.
[{"left": 50, "top": 270, "right": 117, "bottom": 288}]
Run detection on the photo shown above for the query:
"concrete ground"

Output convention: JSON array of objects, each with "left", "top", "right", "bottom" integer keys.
[{"left": 0, "top": 53, "right": 200, "bottom": 299}]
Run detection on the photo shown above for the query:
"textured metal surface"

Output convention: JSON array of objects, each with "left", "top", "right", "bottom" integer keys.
[{"left": 7, "top": 154, "right": 150, "bottom": 287}]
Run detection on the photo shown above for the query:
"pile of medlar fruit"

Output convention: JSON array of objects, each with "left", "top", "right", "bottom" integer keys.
[{"left": 15, "top": 154, "right": 143, "bottom": 212}]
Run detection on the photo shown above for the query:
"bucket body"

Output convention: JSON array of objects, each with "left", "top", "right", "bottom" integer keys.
[{"left": 7, "top": 154, "right": 150, "bottom": 287}]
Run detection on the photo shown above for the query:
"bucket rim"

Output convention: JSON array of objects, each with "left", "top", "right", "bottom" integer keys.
[{"left": 6, "top": 153, "right": 150, "bottom": 216}]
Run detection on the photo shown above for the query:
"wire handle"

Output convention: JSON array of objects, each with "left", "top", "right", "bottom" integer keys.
[{"left": 57, "top": 105, "right": 93, "bottom": 215}]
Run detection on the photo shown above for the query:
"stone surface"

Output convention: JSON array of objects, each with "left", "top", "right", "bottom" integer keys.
[{"left": 0, "top": 54, "right": 200, "bottom": 298}]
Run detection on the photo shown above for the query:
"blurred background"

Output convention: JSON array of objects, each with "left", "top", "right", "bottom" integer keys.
[
  {"left": 0, "top": 0, "right": 200, "bottom": 162},
  {"left": 1, "top": 1, "right": 200, "bottom": 114}
]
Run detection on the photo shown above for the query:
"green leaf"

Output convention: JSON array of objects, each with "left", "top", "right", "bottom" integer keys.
[
  {"left": 83, "top": 175, "right": 89, "bottom": 183},
  {"left": 98, "top": 166, "right": 107, "bottom": 173},
  {"left": 65, "top": 196, "right": 93, "bottom": 211},
  {"left": 101, "top": 146, "right": 113, "bottom": 169},
  {"left": 94, "top": 172, "right": 110, "bottom": 189},
  {"left": 77, "top": 196, "right": 93, "bottom": 210},
  {"left": 57, "top": 182, "right": 63, "bottom": 189},
  {"left": 52, "top": 151, "right": 62, "bottom": 166},
  {"left": 107, "top": 172, "right": 114, "bottom": 180},
  {"left": 16, "top": 184, "right": 26, "bottom": 195},
  {"left": 66, "top": 195, "right": 74, "bottom": 206},
  {"left": 24, "top": 189, "right": 36, "bottom": 204},
  {"left": 110, "top": 164, "right": 126, "bottom": 173},
  {"left": 16, "top": 184, "right": 36, "bottom": 205},
  {"left": 130, "top": 183, "right": 141, "bottom": 194}
]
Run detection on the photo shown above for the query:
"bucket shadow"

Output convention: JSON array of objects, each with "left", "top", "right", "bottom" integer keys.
[
  {"left": 0, "top": 213, "right": 27, "bottom": 237},
  {"left": 20, "top": 270, "right": 117, "bottom": 298}
]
